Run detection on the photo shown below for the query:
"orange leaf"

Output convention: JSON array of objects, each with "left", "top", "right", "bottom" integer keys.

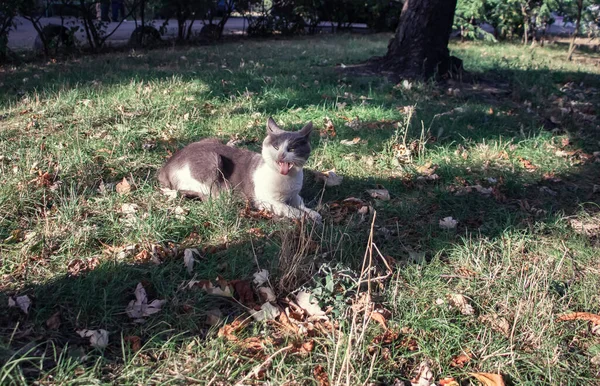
[
  {"left": 557, "top": 312, "right": 600, "bottom": 325},
  {"left": 469, "top": 372, "right": 505, "bottom": 386},
  {"left": 370, "top": 311, "right": 388, "bottom": 329},
  {"left": 439, "top": 377, "right": 460, "bottom": 386},
  {"left": 124, "top": 336, "right": 142, "bottom": 351},
  {"left": 450, "top": 352, "right": 471, "bottom": 368},
  {"left": 313, "top": 365, "right": 330, "bottom": 386}
]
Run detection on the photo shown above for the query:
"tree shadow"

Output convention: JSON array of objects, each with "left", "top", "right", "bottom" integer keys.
[{"left": 1, "top": 36, "right": 600, "bottom": 382}]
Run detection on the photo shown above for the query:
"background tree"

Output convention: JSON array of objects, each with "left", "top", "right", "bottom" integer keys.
[{"left": 377, "top": 0, "right": 460, "bottom": 80}]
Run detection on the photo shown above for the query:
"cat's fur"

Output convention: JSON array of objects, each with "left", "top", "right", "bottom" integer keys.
[{"left": 158, "top": 117, "right": 321, "bottom": 222}]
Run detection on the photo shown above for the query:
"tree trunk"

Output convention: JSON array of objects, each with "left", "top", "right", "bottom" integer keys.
[
  {"left": 378, "top": 0, "right": 460, "bottom": 80},
  {"left": 567, "top": 0, "right": 583, "bottom": 61}
]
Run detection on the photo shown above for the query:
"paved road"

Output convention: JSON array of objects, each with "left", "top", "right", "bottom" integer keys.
[
  {"left": 7, "top": 16, "right": 253, "bottom": 50},
  {"left": 8, "top": 16, "right": 367, "bottom": 51},
  {"left": 8, "top": 15, "right": 577, "bottom": 52}
]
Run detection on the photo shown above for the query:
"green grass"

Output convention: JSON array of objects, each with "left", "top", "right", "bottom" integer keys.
[{"left": 1, "top": 34, "right": 600, "bottom": 385}]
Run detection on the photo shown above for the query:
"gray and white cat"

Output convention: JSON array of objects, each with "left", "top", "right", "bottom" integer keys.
[{"left": 158, "top": 117, "right": 321, "bottom": 222}]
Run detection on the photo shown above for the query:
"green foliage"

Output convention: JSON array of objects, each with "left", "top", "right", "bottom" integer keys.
[
  {"left": 0, "top": 0, "right": 21, "bottom": 61},
  {"left": 454, "top": 0, "right": 496, "bottom": 41}
]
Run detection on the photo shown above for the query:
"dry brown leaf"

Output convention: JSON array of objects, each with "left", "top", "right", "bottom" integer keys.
[
  {"left": 230, "top": 280, "right": 255, "bottom": 306},
  {"left": 218, "top": 318, "right": 246, "bottom": 341},
  {"left": 447, "top": 293, "right": 474, "bottom": 315},
  {"left": 301, "top": 340, "right": 315, "bottom": 353},
  {"left": 479, "top": 313, "right": 510, "bottom": 335},
  {"left": 439, "top": 378, "right": 460, "bottom": 386},
  {"left": 258, "top": 287, "right": 276, "bottom": 302},
  {"left": 116, "top": 177, "right": 132, "bottom": 194},
  {"left": 411, "top": 361, "right": 434, "bottom": 386},
  {"left": 277, "top": 310, "right": 300, "bottom": 334},
  {"left": 250, "top": 302, "right": 281, "bottom": 321},
  {"left": 124, "top": 335, "right": 142, "bottom": 351},
  {"left": 125, "top": 283, "right": 166, "bottom": 321},
  {"left": 46, "top": 311, "right": 61, "bottom": 330},
  {"left": 372, "top": 329, "right": 399, "bottom": 345},
  {"left": 370, "top": 311, "right": 388, "bottom": 329},
  {"left": 321, "top": 117, "right": 336, "bottom": 138},
  {"left": 557, "top": 312, "right": 600, "bottom": 325},
  {"left": 366, "top": 186, "right": 390, "bottom": 201},
  {"left": 77, "top": 329, "right": 109, "bottom": 349},
  {"left": 315, "top": 170, "right": 343, "bottom": 187},
  {"left": 313, "top": 365, "right": 330, "bottom": 386},
  {"left": 450, "top": 352, "right": 471, "bottom": 368},
  {"left": 518, "top": 157, "right": 537, "bottom": 171},
  {"left": 469, "top": 372, "right": 505, "bottom": 386}
]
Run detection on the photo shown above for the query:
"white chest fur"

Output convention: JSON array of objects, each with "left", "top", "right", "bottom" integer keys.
[{"left": 252, "top": 162, "right": 303, "bottom": 205}]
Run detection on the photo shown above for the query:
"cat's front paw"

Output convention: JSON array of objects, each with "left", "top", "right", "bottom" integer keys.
[{"left": 305, "top": 209, "right": 322, "bottom": 224}]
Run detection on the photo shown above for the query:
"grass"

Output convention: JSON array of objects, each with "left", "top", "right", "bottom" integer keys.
[{"left": 1, "top": 34, "right": 600, "bottom": 385}]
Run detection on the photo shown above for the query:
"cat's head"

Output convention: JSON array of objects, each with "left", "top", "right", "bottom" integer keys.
[{"left": 262, "top": 117, "right": 313, "bottom": 175}]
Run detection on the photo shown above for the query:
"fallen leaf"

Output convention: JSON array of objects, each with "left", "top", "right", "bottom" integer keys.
[
  {"left": 557, "top": 312, "right": 600, "bottom": 325},
  {"left": 450, "top": 352, "right": 471, "bottom": 368},
  {"left": 313, "top": 365, "right": 330, "bottom": 386},
  {"left": 230, "top": 280, "right": 255, "bottom": 305},
  {"left": 315, "top": 170, "right": 343, "bottom": 187},
  {"left": 8, "top": 295, "right": 31, "bottom": 314},
  {"left": 218, "top": 318, "right": 246, "bottom": 340},
  {"left": 116, "top": 177, "right": 132, "bottom": 194},
  {"left": 183, "top": 248, "right": 200, "bottom": 274},
  {"left": 321, "top": 117, "right": 336, "bottom": 138},
  {"left": 340, "top": 137, "right": 361, "bottom": 146},
  {"left": 479, "top": 313, "right": 510, "bottom": 335},
  {"left": 203, "top": 281, "right": 234, "bottom": 297},
  {"left": 77, "top": 329, "right": 109, "bottom": 349},
  {"left": 439, "top": 378, "right": 460, "bottom": 386},
  {"left": 469, "top": 372, "right": 505, "bottom": 386},
  {"left": 439, "top": 217, "right": 458, "bottom": 230},
  {"left": 296, "top": 291, "right": 326, "bottom": 317},
  {"left": 46, "top": 312, "right": 61, "bottom": 330},
  {"left": 125, "top": 283, "right": 166, "bottom": 321},
  {"left": 160, "top": 187, "right": 178, "bottom": 199},
  {"left": 518, "top": 157, "right": 537, "bottom": 171},
  {"left": 258, "top": 286, "right": 276, "bottom": 302},
  {"left": 372, "top": 329, "right": 399, "bottom": 345},
  {"left": 250, "top": 302, "right": 281, "bottom": 321},
  {"left": 411, "top": 361, "right": 434, "bottom": 386},
  {"left": 124, "top": 335, "right": 142, "bottom": 351},
  {"left": 253, "top": 269, "right": 270, "bottom": 286},
  {"left": 366, "top": 186, "right": 390, "bottom": 201},
  {"left": 121, "top": 203, "right": 138, "bottom": 215},
  {"left": 370, "top": 311, "right": 388, "bottom": 329},
  {"left": 447, "top": 294, "right": 474, "bottom": 315}
]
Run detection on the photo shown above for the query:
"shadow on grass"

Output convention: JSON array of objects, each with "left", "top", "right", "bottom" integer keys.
[{"left": 1, "top": 36, "right": 600, "bottom": 382}]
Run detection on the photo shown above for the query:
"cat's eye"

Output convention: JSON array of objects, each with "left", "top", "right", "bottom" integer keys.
[
  {"left": 288, "top": 147, "right": 295, "bottom": 152},
  {"left": 273, "top": 145, "right": 279, "bottom": 150}
]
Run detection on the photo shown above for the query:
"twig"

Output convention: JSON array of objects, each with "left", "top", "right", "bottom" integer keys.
[{"left": 234, "top": 344, "right": 293, "bottom": 385}]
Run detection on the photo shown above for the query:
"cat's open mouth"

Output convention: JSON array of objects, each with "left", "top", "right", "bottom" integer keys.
[{"left": 277, "top": 161, "right": 294, "bottom": 175}]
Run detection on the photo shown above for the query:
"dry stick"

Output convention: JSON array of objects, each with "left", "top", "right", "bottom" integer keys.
[
  {"left": 234, "top": 344, "right": 293, "bottom": 386},
  {"left": 336, "top": 211, "right": 378, "bottom": 386}
]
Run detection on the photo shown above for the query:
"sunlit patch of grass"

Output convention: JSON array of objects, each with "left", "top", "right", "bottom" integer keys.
[{"left": 0, "top": 35, "right": 599, "bottom": 384}]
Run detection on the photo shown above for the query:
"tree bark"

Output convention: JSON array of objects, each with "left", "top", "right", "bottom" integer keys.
[
  {"left": 567, "top": 0, "right": 583, "bottom": 61},
  {"left": 378, "top": 0, "right": 460, "bottom": 80}
]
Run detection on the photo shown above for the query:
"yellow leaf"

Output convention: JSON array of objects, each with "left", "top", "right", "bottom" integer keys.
[{"left": 469, "top": 372, "right": 505, "bottom": 386}]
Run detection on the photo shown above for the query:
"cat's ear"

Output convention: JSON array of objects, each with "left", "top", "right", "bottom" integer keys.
[
  {"left": 267, "top": 117, "right": 284, "bottom": 136},
  {"left": 298, "top": 121, "right": 313, "bottom": 138}
]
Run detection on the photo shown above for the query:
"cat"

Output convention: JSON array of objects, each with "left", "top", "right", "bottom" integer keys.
[{"left": 158, "top": 117, "right": 321, "bottom": 222}]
